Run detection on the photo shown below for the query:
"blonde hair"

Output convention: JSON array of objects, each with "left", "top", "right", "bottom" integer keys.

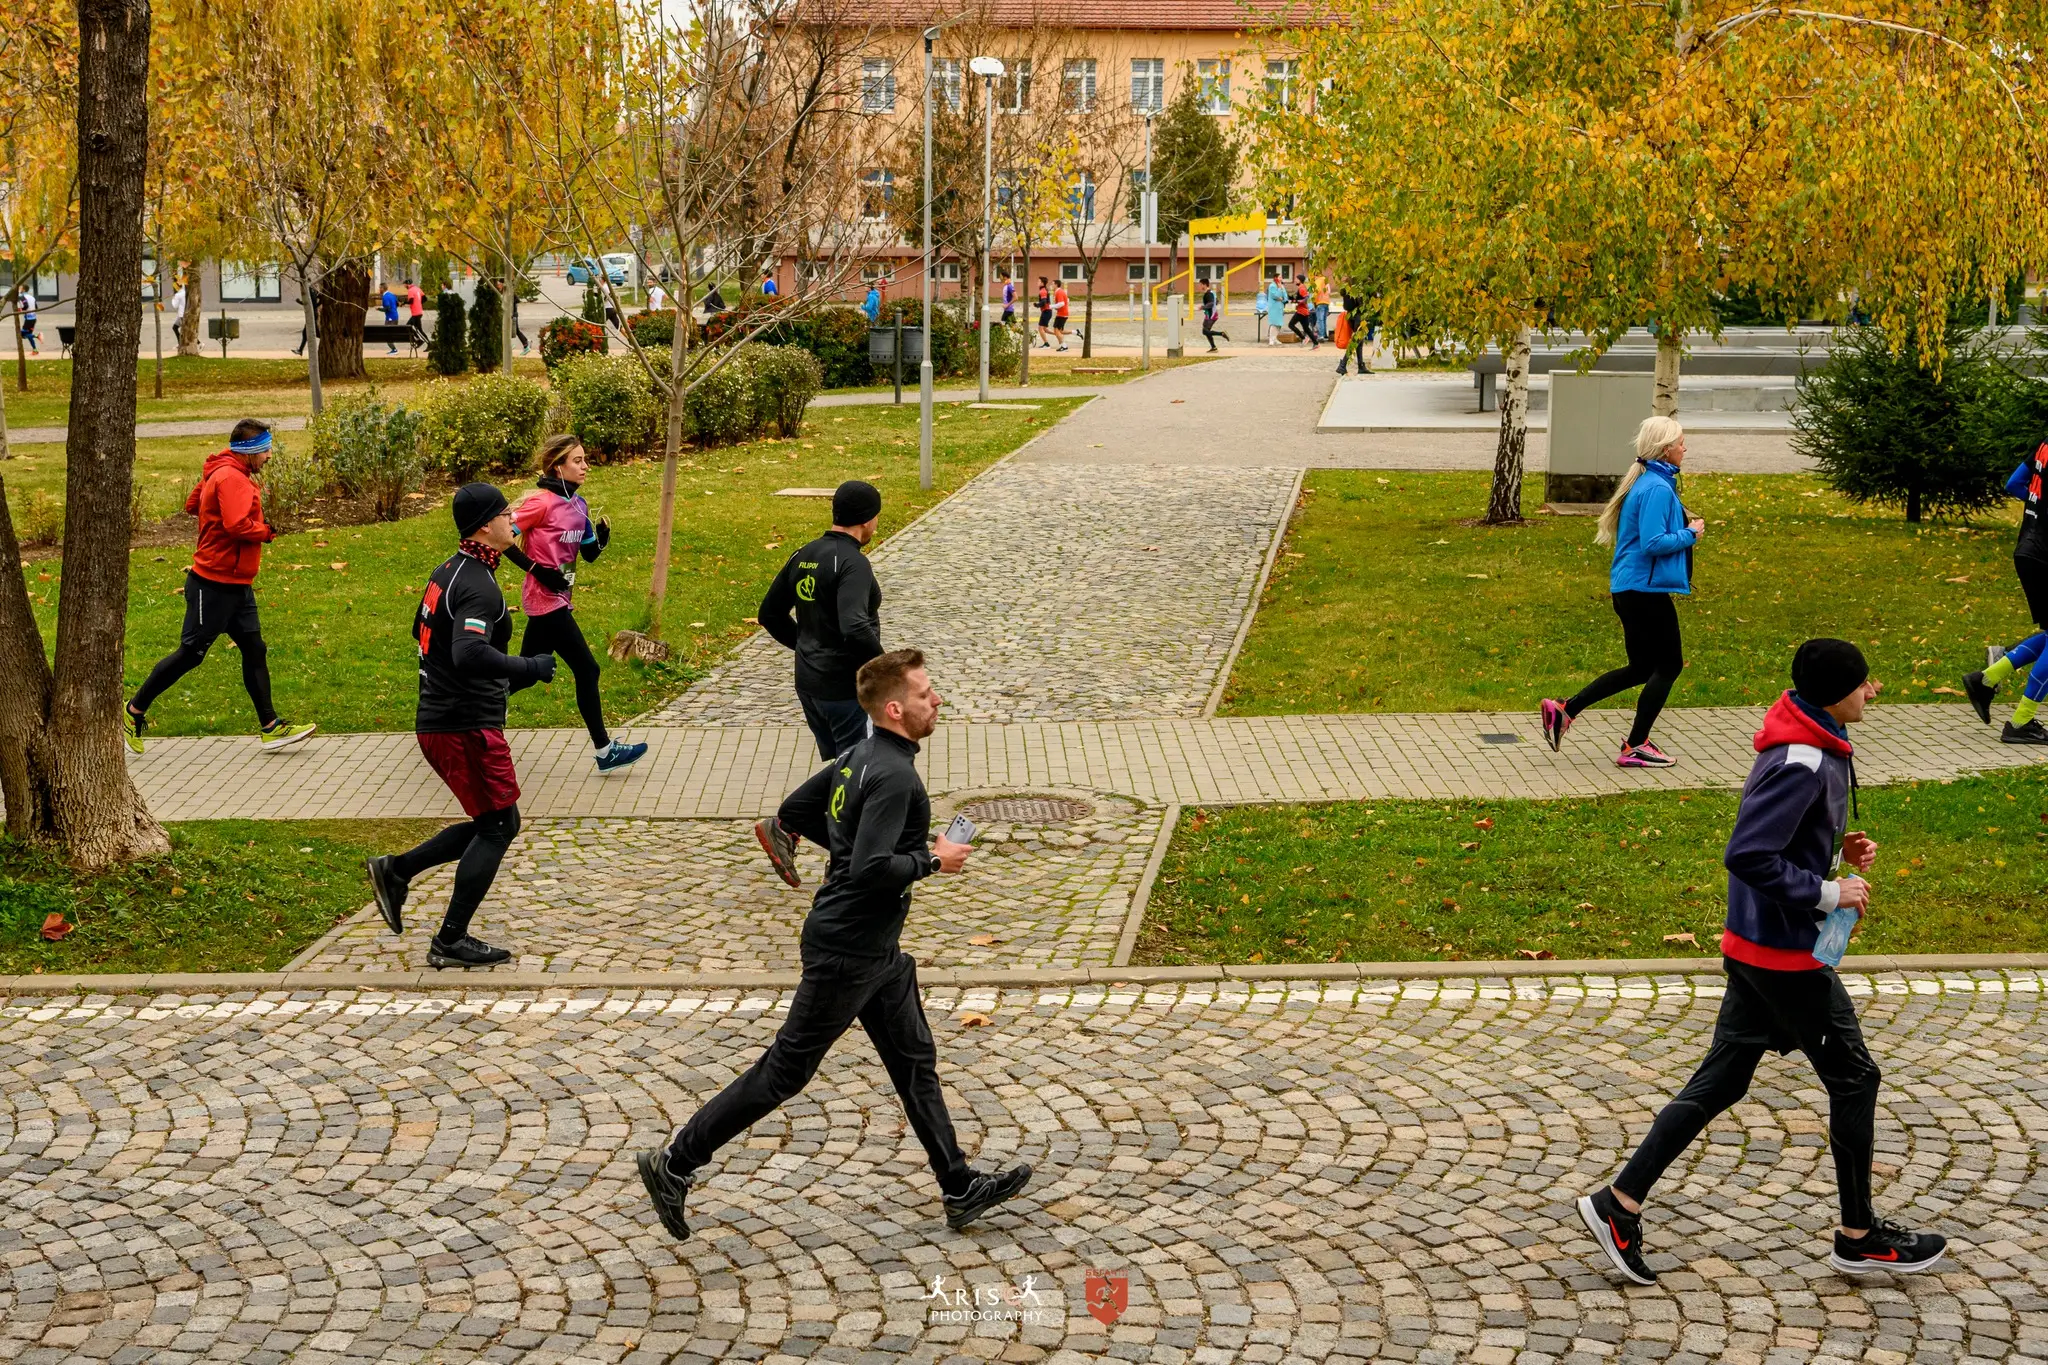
[
  {"left": 535, "top": 433, "right": 584, "bottom": 479},
  {"left": 1595, "top": 416, "right": 1685, "bottom": 546}
]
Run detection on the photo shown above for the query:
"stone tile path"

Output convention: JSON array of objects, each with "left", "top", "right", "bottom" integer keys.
[
  {"left": 123, "top": 703, "right": 2048, "bottom": 822},
  {"left": 290, "top": 798, "right": 1160, "bottom": 974},
  {"left": 647, "top": 463, "right": 1301, "bottom": 726},
  {"left": 7, "top": 970, "right": 2048, "bottom": 1363}
]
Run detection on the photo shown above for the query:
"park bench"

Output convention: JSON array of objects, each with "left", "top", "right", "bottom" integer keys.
[
  {"left": 58, "top": 325, "right": 76, "bottom": 358},
  {"left": 362, "top": 322, "right": 420, "bottom": 355},
  {"left": 1469, "top": 348, "right": 1825, "bottom": 411}
]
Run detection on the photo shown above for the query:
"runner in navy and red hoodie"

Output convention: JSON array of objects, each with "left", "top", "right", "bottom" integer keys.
[{"left": 1577, "top": 639, "right": 1948, "bottom": 1286}]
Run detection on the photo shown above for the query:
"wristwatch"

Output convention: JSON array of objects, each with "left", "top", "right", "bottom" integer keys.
[{"left": 925, "top": 852, "right": 943, "bottom": 877}]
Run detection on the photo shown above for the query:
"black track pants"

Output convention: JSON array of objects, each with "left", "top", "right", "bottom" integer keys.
[
  {"left": 131, "top": 571, "right": 277, "bottom": 727},
  {"left": 1566, "top": 590, "right": 1684, "bottom": 748}
]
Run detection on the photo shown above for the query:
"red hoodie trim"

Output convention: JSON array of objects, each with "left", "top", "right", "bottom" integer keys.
[
  {"left": 1720, "top": 929, "right": 1823, "bottom": 971},
  {"left": 1753, "top": 691, "right": 1853, "bottom": 757}
]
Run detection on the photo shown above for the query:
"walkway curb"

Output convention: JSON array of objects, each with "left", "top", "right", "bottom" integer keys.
[
  {"left": 1113, "top": 801, "right": 1180, "bottom": 966},
  {"left": 7, "top": 952, "right": 2046, "bottom": 996},
  {"left": 1203, "top": 466, "right": 1304, "bottom": 717}
]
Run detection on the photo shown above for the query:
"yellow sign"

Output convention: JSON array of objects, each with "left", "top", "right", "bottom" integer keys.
[{"left": 1188, "top": 212, "right": 1267, "bottom": 236}]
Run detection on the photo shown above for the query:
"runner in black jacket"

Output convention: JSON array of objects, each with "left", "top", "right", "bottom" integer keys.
[
  {"left": 365, "top": 484, "right": 555, "bottom": 970},
  {"left": 759, "top": 479, "right": 886, "bottom": 760},
  {"left": 638, "top": 648, "right": 1033, "bottom": 1239}
]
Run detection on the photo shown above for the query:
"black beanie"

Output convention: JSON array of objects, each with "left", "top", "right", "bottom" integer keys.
[
  {"left": 453, "top": 482, "right": 508, "bottom": 538},
  {"left": 833, "top": 479, "right": 882, "bottom": 527},
  {"left": 1792, "top": 638, "right": 1869, "bottom": 708}
]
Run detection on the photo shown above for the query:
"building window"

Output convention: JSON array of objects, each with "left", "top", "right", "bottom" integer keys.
[
  {"left": 1197, "top": 59, "right": 1231, "bottom": 114},
  {"left": 999, "top": 59, "right": 1032, "bottom": 113},
  {"left": 862, "top": 59, "right": 896, "bottom": 113},
  {"left": 1062, "top": 59, "right": 1097, "bottom": 112},
  {"left": 797, "top": 260, "right": 830, "bottom": 285},
  {"left": 862, "top": 263, "right": 890, "bottom": 282},
  {"left": 1130, "top": 58, "right": 1164, "bottom": 114},
  {"left": 934, "top": 58, "right": 962, "bottom": 113},
  {"left": 1068, "top": 170, "right": 1095, "bottom": 223},
  {"left": 220, "top": 261, "right": 281, "bottom": 302},
  {"left": 1265, "top": 58, "right": 1299, "bottom": 108},
  {"left": 860, "top": 169, "right": 895, "bottom": 221},
  {"left": 1059, "top": 263, "right": 1086, "bottom": 282},
  {"left": 1126, "top": 262, "right": 1161, "bottom": 283},
  {"left": 928, "top": 261, "right": 962, "bottom": 281}
]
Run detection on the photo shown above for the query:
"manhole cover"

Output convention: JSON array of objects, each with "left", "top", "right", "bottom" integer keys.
[
  {"left": 956, "top": 796, "right": 1094, "bottom": 824},
  {"left": 1478, "top": 733, "right": 1521, "bottom": 745}
]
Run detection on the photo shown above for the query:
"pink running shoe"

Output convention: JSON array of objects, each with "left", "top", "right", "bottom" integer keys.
[
  {"left": 1540, "top": 699, "right": 1572, "bottom": 751},
  {"left": 1616, "top": 742, "right": 1676, "bottom": 769}
]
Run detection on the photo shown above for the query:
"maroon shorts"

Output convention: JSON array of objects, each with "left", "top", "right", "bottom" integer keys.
[{"left": 417, "top": 729, "right": 521, "bottom": 817}]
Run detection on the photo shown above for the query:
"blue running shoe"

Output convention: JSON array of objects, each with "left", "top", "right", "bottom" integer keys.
[{"left": 596, "top": 739, "right": 648, "bottom": 772}]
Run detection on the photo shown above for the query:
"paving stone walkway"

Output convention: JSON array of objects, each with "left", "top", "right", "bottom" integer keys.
[
  {"left": 7, "top": 970, "right": 2047, "bottom": 1363},
  {"left": 647, "top": 462, "right": 1301, "bottom": 726},
  {"left": 289, "top": 799, "right": 1161, "bottom": 974}
]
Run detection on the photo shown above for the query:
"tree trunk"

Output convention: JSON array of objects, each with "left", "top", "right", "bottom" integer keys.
[
  {"left": 0, "top": 463, "right": 54, "bottom": 838},
  {"left": 174, "top": 263, "right": 202, "bottom": 355},
  {"left": 151, "top": 234, "right": 164, "bottom": 399},
  {"left": 648, "top": 358, "right": 685, "bottom": 638},
  {"left": 315, "top": 256, "right": 369, "bottom": 381},
  {"left": 1016, "top": 244, "right": 1032, "bottom": 387},
  {"left": 1907, "top": 485, "right": 1922, "bottom": 523},
  {"left": 1484, "top": 326, "right": 1534, "bottom": 525},
  {"left": 1081, "top": 276, "right": 1095, "bottom": 359},
  {"left": 0, "top": 370, "right": 11, "bottom": 461},
  {"left": 13, "top": 311, "right": 26, "bottom": 392},
  {"left": 29, "top": 0, "right": 168, "bottom": 866},
  {"left": 1654, "top": 329, "right": 1681, "bottom": 417},
  {"left": 300, "top": 262, "right": 323, "bottom": 413}
]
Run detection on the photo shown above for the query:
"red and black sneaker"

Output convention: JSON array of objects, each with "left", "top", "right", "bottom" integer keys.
[
  {"left": 1540, "top": 699, "right": 1572, "bottom": 752},
  {"left": 1577, "top": 1186, "right": 1656, "bottom": 1285},
  {"left": 754, "top": 816, "right": 802, "bottom": 888},
  {"left": 1829, "top": 1217, "right": 1947, "bottom": 1275}
]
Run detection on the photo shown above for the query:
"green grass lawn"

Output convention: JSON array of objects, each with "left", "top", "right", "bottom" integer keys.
[
  {"left": 832, "top": 352, "right": 1215, "bottom": 394},
  {"left": 8, "top": 435, "right": 222, "bottom": 527},
  {"left": 1135, "top": 767, "right": 2048, "bottom": 965},
  {"left": 1221, "top": 471, "right": 2028, "bottom": 715},
  {"left": 0, "top": 356, "right": 552, "bottom": 431},
  {"left": 19, "top": 399, "right": 1076, "bottom": 736},
  {"left": 0, "top": 819, "right": 445, "bottom": 975}
]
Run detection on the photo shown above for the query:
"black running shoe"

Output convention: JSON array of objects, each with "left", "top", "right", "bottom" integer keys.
[
  {"left": 943, "top": 1162, "right": 1033, "bottom": 1231},
  {"left": 427, "top": 935, "right": 512, "bottom": 969},
  {"left": 1829, "top": 1217, "right": 1946, "bottom": 1275},
  {"left": 636, "top": 1147, "right": 694, "bottom": 1240},
  {"left": 1541, "top": 698, "right": 1571, "bottom": 752},
  {"left": 2002, "top": 719, "right": 2048, "bottom": 745},
  {"left": 754, "top": 816, "right": 802, "bottom": 888},
  {"left": 1963, "top": 670, "right": 1998, "bottom": 725},
  {"left": 365, "top": 855, "right": 408, "bottom": 936},
  {"left": 1577, "top": 1186, "right": 1656, "bottom": 1285}
]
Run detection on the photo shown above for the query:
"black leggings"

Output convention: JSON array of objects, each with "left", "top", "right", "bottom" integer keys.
[
  {"left": 131, "top": 572, "right": 277, "bottom": 727},
  {"left": 1201, "top": 312, "right": 1227, "bottom": 348},
  {"left": 514, "top": 607, "right": 608, "bottom": 747},
  {"left": 390, "top": 804, "right": 522, "bottom": 943},
  {"left": 1615, "top": 959, "right": 1880, "bottom": 1229},
  {"left": 1566, "top": 590, "right": 1683, "bottom": 748},
  {"left": 1288, "top": 313, "right": 1318, "bottom": 344}
]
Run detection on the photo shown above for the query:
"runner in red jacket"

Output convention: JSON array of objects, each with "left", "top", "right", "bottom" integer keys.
[{"left": 124, "top": 419, "right": 317, "bottom": 753}]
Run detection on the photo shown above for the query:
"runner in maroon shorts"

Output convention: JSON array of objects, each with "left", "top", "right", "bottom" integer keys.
[{"left": 364, "top": 483, "right": 556, "bottom": 968}]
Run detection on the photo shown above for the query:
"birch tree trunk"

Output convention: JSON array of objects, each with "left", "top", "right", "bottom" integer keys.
[
  {"left": 1483, "top": 326, "right": 1534, "bottom": 524},
  {"left": 33, "top": 0, "right": 169, "bottom": 866},
  {"left": 1654, "top": 329, "right": 1681, "bottom": 417}
]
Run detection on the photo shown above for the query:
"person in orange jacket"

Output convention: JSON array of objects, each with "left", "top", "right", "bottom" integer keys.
[{"left": 123, "top": 419, "right": 317, "bottom": 753}]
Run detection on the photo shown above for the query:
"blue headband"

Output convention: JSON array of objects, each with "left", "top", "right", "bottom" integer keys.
[{"left": 229, "top": 432, "right": 272, "bottom": 456}]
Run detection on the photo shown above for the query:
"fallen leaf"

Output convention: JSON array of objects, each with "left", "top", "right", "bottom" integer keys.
[
  {"left": 1514, "top": 948, "right": 1555, "bottom": 961},
  {"left": 1459, "top": 840, "right": 1479, "bottom": 851},
  {"left": 1465, "top": 572, "right": 1489, "bottom": 579},
  {"left": 1575, "top": 901, "right": 1596, "bottom": 911},
  {"left": 1170, "top": 398, "right": 1185, "bottom": 404},
  {"left": 1945, "top": 575, "right": 1971, "bottom": 583},
  {"left": 329, "top": 562, "right": 347, "bottom": 571},
  {"left": 1662, "top": 931, "right": 1698, "bottom": 945},
  {"left": 1441, "top": 899, "right": 1459, "bottom": 910},
  {"left": 1930, "top": 686, "right": 1963, "bottom": 696},
  {"left": 40, "top": 913, "right": 73, "bottom": 941},
  {"left": 1473, "top": 817, "right": 1494, "bottom": 830},
  {"left": 957, "top": 1012, "right": 992, "bottom": 1027},
  {"left": 967, "top": 933, "right": 998, "bottom": 946},
  {"left": 764, "top": 542, "right": 781, "bottom": 551},
  {"left": 1246, "top": 951, "right": 1265, "bottom": 963}
]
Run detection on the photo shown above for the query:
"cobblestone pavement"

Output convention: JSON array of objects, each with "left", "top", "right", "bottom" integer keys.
[
  {"left": 646, "top": 463, "right": 1302, "bottom": 726},
  {"left": 121, "top": 703, "right": 2048, "bottom": 822},
  {"left": 293, "top": 799, "right": 1160, "bottom": 974},
  {"left": 6, "top": 970, "right": 2047, "bottom": 1363}
]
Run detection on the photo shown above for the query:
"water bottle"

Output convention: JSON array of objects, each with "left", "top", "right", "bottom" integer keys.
[{"left": 1812, "top": 876, "right": 1863, "bottom": 967}]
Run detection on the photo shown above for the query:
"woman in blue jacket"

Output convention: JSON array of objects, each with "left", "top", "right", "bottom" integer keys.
[
  {"left": 1541, "top": 415, "right": 1705, "bottom": 767},
  {"left": 1262, "top": 274, "right": 1288, "bottom": 345}
]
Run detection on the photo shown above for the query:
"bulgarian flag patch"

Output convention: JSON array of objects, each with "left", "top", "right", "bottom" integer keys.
[{"left": 463, "top": 617, "right": 488, "bottom": 633}]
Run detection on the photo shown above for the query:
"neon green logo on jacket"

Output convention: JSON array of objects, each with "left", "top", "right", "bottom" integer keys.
[{"left": 795, "top": 573, "right": 816, "bottom": 602}]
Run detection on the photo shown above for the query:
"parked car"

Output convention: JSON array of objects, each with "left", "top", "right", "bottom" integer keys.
[{"left": 566, "top": 256, "right": 628, "bottom": 286}]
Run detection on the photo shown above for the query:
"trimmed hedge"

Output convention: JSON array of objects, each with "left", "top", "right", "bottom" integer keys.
[
  {"left": 417, "top": 373, "right": 550, "bottom": 481},
  {"left": 540, "top": 316, "right": 606, "bottom": 368},
  {"left": 554, "top": 352, "right": 663, "bottom": 458}
]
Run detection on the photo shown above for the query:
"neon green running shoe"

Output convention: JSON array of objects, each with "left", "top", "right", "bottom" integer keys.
[
  {"left": 121, "top": 706, "right": 146, "bottom": 755},
  {"left": 259, "top": 720, "right": 317, "bottom": 752}
]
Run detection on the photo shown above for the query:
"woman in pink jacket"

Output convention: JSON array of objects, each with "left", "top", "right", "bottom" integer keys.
[{"left": 509, "top": 435, "right": 647, "bottom": 771}]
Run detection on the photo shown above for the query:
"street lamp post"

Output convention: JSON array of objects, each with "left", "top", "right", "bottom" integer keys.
[
  {"left": 919, "top": 26, "right": 938, "bottom": 491},
  {"left": 971, "top": 56, "right": 1004, "bottom": 403}
]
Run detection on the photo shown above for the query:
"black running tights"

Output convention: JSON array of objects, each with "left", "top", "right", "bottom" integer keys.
[
  {"left": 1288, "top": 314, "right": 1318, "bottom": 344},
  {"left": 516, "top": 607, "right": 609, "bottom": 748},
  {"left": 1566, "top": 591, "right": 1683, "bottom": 748},
  {"left": 391, "top": 805, "right": 522, "bottom": 943}
]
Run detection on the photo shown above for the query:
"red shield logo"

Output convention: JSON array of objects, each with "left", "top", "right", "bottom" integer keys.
[{"left": 1084, "top": 1270, "right": 1128, "bottom": 1325}]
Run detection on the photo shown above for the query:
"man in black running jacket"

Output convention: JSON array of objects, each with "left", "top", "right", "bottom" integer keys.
[
  {"left": 758, "top": 479, "right": 885, "bottom": 760},
  {"left": 638, "top": 648, "right": 1033, "bottom": 1239}
]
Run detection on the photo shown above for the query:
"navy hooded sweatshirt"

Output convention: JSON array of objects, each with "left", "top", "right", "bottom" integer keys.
[{"left": 1720, "top": 691, "right": 1854, "bottom": 971}]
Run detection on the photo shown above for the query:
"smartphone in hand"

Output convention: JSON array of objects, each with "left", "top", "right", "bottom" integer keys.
[{"left": 942, "top": 814, "right": 978, "bottom": 846}]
